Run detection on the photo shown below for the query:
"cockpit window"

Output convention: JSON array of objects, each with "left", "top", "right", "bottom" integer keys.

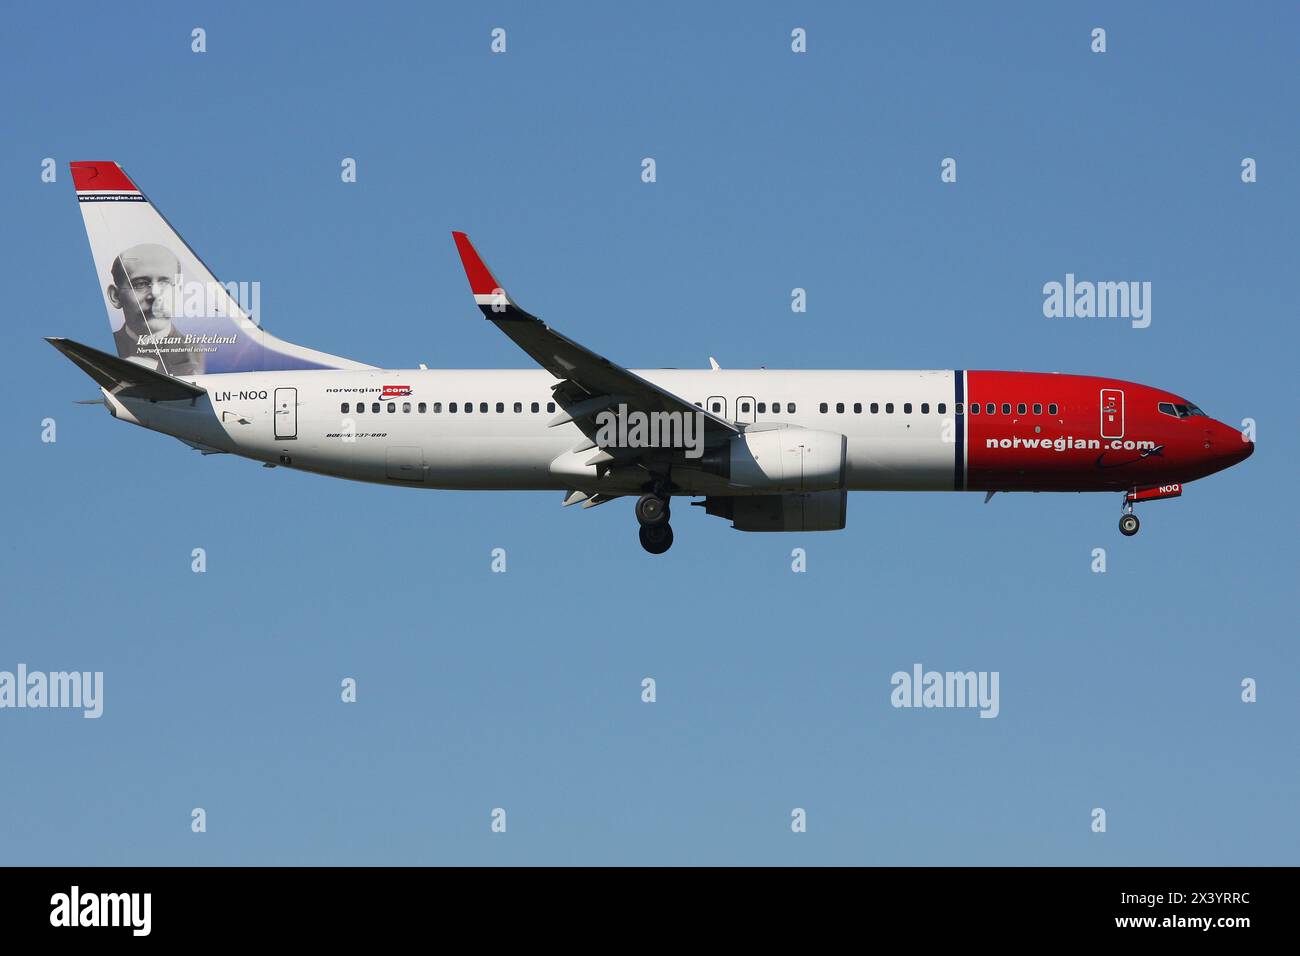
[{"left": 1159, "top": 401, "right": 1208, "bottom": 419}]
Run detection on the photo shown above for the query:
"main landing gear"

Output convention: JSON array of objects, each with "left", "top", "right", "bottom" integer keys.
[
  {"left": 1118, "top": 498, "right": 1140, "bottom": 537},
  {"left": 636, "top": 492, "right": 673, "bottom": 554}
]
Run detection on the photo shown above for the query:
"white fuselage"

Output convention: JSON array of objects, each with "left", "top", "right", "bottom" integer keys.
[{"left": 110, "top": 367, "right": 960, "bottom": 494}]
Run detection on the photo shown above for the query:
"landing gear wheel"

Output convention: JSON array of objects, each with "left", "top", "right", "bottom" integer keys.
[
  {"left": 636, "top": 494, "right": 670, "bottom": 527},
  {"left": 1118, "top": 513, "right": 1140, "bottom": 536},
  {"left": 639, "top": 523, "right": 674, "bottom": 554}
]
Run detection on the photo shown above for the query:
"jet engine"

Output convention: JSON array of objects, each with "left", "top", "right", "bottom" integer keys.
[
  {"left": 699, "top": 427, "right": 847, "bottom": 493},
  {"left": 702, "top": 490, "right": 848, "bottom": 532}
]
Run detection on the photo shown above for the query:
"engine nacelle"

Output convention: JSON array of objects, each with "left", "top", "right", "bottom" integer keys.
[
  {"left": 703, "top": 490, "right": 848, "bottom": 532},
  {"left": 701, "top": 427, "right": 847, "bottom": 493}
]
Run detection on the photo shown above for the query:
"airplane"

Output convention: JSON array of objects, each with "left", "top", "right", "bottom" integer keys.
[{"left": 51, "top": 161, "right": 1253, "bottom": 555}]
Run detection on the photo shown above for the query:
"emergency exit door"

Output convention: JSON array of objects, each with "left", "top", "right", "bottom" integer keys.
[
  {"left": 274, "top": 388, "right": 298, "bottom": 440},
  {"left": 1099, "top": 388, "right": 1124, "bottom": 440}
]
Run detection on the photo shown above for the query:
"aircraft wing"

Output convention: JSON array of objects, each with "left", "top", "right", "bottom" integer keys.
[{"left": 451, "top": 233, "right": 739, "bottom": 462}]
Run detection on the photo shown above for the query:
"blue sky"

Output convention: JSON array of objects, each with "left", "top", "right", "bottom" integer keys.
[{"left": 1, "top": 1, "right": 1296, "bottom": 864}]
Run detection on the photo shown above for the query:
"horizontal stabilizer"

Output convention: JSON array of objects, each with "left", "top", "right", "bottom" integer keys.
[{"left": 46, "top": 337, "right": 206, "bottom": 402}]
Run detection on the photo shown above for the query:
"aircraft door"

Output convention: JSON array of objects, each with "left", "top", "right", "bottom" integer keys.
[
  {"left": 274, "top": 388, "right": 298, "bottom": 440},
  {"left": 735, "top": 395, "right": 756, "bottom": 424},
  {"left": 1099, "top": 388, "right": 1124, "bottom": 440}
]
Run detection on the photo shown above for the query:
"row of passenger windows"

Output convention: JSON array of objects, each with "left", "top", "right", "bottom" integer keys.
[
  {"left": 703, "top": 401, "right": 797, "bottom": 414},
  {"left": 341, "top": 398, "right": 1061, "bottom": 418},
  {"left": 341, "top": 401, "right": 559, "bottom": 414},
  {"left": 813, "top": 401, "right": 1059, "bottom": 416}
]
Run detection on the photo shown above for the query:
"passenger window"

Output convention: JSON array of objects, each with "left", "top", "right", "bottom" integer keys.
[
  {"left": 531, "top": 402, "right": 539, "bottom": 413},
  {"left": 885, "top": 403, "right": 894, "bottom": 413},
  {"left": 512, "top": 402, "right": 521, "bottom": 413},
  {"left": 494, "top": 402, "right": 503, "bottom": 413},
  {"left": 921, "top": 403, "right": 930, "bottom": 414},
  {"left": 386, "top": 402, "right": 395, "bottom": 413},
  {"left": 954, "top": 403, "right": 962, "bottom": 415},
  {"left": 853, "top": 402, "right": 862, "bottom": 414},
  {"left": 449, "top": 403, "right": 457, "bottom": 412},
  {"left": 711, "top": 401, "right": 722, "bottom": 413},
  {"left": 970, "top": 403, "right": 979, "bottom": 415},
  {"left": 819, "top": 403, "right": 828, "bottom": 413},
  {"left": 1049, "top": 403, "right": 1059, "bottom": 415},
  {"left": 757, "top": 402, "right": 767, "bottom": 413},
  {"left": 372, "top": 403, "right": 381, "bottom": 413},
  {"left": 788, "top": 403, "right": 796, "bottom": 413},
  {"left": 403, "top": 402, "right": 411, "bottom": 413},
  {"left": 836, "top": 402, "right": 844, "bottom": 413},
  {"left": 1001, "top": 403, "right": 1010, "bottom": 415},
  {"left": 903, "top": 403, "right": 912, "bottom": 414},
  {"left": 340, "top": 403, "right": 349, "bottom": 413},
  {"left": 355, "top": 403, "right": 364, "bottom": 414},
  {"left": 465, "top": 402, "right": 473, "bottom": 413},
  {"left": 772, "top": 402, "right": 781, "bottom": 413},
  {"left": 740, "top": 401, "right": 751, "bottom": 413},
  {"left": 870, "top": 402, "right": 879, "bottom": 414},
  {"left": 937, "top": 403, "right": 946, "bottom": 414},
  {"left": 1016, "top": 403, "right": 1026, "bottom": 415},
  {"left": 480, "top": 403, "right": 488, "bottom": 413},
  {"left": 432, "top": 402, "right": 441, "bottom": 413},
  {"left": 1033, "top": 403, "right": 1042, "bottom": 415},
  {"left": 986, "top": 403, "right": 995, "bottom": 414},
  {"left": 418, "top": 402, "right": 427, "bottom": 413},
  {"left": 547, "top": 402, "right": 556, "bottom": 413}
]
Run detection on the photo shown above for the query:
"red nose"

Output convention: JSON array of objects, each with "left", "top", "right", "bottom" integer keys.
[{"left": 1213, "top": 421, "right": 1253, "bottom": 466}]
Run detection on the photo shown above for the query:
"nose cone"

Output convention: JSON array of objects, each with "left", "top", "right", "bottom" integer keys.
[{"left": 1214, "top": 420, "right": 1253, "bottom": 467}]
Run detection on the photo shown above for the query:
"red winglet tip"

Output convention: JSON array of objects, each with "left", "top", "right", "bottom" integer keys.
[{"left": 452, "top": 232, "right": 499, "bottom": 295}]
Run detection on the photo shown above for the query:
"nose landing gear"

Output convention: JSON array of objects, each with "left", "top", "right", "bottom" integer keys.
[
  {"left": 636, "top": 493, "right": 673, "bottom": 554},
  {"left": 1117, "top": 483, "right": 1182, "bottom": 535},
  {"left": 1118, "top": 496, "right": 1140, "bottom": 536}
]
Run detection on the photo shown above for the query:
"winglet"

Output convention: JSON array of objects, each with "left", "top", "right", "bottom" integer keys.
[
  {"left": 452, "top": 232, "right": 508, "bottom": 306},
  {"left": 452, "top": 231, "right": 531, "bottom": 319}
]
